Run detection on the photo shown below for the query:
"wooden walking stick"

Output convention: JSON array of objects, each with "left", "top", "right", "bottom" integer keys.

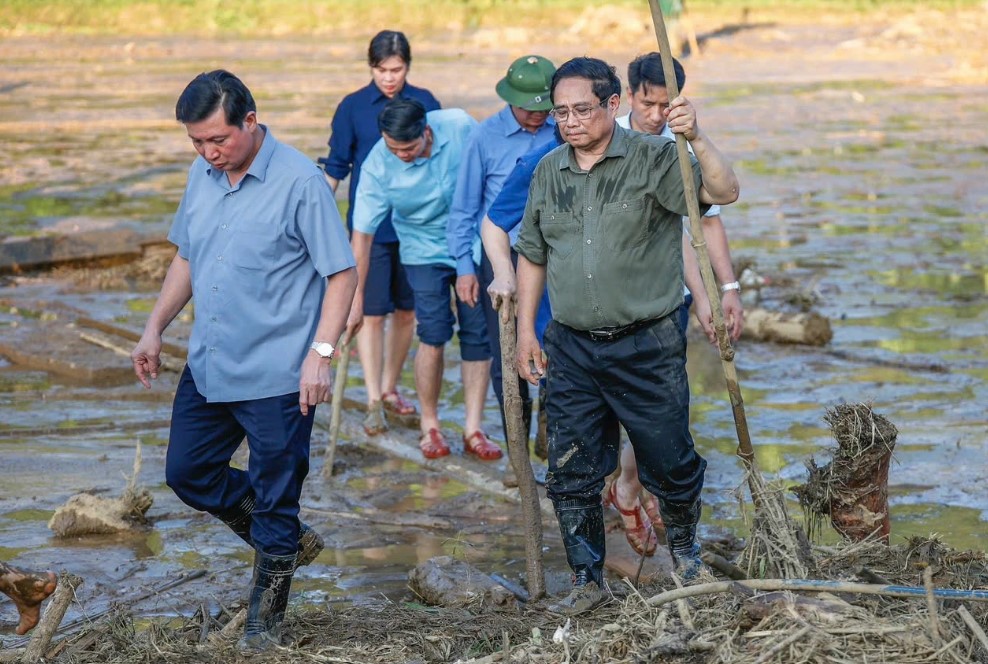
[
  {"left": 322, "top": 333, "right": 353, "bottom": 479},
  {"left": 493, "top": 293, "right": 545, "bottom": 600},
  {"left": 646, "top": 0, "right": 810, "bottom": 578}
]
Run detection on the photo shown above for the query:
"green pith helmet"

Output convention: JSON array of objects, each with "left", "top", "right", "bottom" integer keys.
[{"left": 495, "top": 55, "right": 555, "bottom": 112}]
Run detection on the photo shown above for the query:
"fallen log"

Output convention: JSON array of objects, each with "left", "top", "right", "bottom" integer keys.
[{"left": 740, "top": 307, "right": 832, "bottom": 346}]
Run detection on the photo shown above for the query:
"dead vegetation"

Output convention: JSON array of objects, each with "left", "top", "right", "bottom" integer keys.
[{"left": 30, "top": 535, "right": 986, "bottom": 663}]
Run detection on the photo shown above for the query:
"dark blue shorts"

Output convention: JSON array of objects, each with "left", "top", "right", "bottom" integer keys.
[
  {"left": 403, "top": 262, "right": 491, "bottom": 361},
  {"left": 363, "top": 241, "right": 415, "bottom": 316}
]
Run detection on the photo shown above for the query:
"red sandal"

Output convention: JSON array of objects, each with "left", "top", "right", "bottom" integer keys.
[
  {"left": 641, "top": 491, "right": 665, "bottom": 532},
  {"left": 382, "top": 390, "right": 417, "bottom": 416},
  {"left": 606, "top": 482, "right": 657, "bottom": 557},
  {"left": 420, "top": 428, "right": 451, "bottom": 459},
  {"left": 463, "top": 430, "right": 503, "bottom": 461}
]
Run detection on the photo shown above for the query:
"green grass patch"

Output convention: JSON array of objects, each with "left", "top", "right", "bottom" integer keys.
[{"left": 1, "top": 0, "right": 982, "bottom": 36}]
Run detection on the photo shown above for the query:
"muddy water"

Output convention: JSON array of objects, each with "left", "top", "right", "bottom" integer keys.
[{"left": 1, "top": 15, "right": 987, "bottom": 635}]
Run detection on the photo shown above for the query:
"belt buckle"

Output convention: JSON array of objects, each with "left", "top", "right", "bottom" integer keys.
[{"left": 588, "top": 328, "right": 617, "bottom": 342}]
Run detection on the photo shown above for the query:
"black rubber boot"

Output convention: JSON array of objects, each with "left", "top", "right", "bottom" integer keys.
[
  {"left": 657, "top": 496, "right": 703, "bottom": 580},
  {"left": 238, "top": 551, "right": 296, "bottom": 654},
  {"left": 548, "top": 499, "right": 606, "bottom": 615},
  {"left": 214, "top": 495, "right": 323, "bottom": 569}
]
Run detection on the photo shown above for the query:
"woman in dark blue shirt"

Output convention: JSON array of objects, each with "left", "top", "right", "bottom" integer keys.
[{"left": 319, "top": 31, "right": 441, "bottom": 435}]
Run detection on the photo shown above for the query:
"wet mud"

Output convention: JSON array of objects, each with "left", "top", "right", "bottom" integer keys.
[{"left": 1, "top": 5, "right": 986, "bottom": 645}]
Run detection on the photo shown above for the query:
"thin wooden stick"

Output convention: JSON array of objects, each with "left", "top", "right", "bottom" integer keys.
[
  {"left": 752, "top": 625, "right": 811, "bottom": 664},
  {"left": 957, "top": 605, "right": 988, "bottom": 655},
  {"left": 323, "top": 335, "right": 353, "bottom": 479},
  {"left": 924, "top": 567, "right": 942, "bottom": 645},
  {"left": 21, "top": 573, "right": 82, "bottom": 663},
  {"left": 495, "top": 296, "right": 545, "bottom": 600},
  {"left": 647, "top": 578, "right": 988, "bottom": 608},
  {"left": 208, "top": 608, "right": 245, "bottom": 645}
]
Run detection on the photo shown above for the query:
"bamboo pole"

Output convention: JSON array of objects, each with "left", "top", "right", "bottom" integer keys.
[
  {"left": 645, "top": 0, "right": 760, "bottom": 495},
  {"left": 494, "top": 296, "right": 545, "bottom": 600}
]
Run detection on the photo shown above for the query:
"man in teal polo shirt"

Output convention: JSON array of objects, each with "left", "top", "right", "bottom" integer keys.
[
  {"left": 130, "top": 70, "right": 356, "bottom": 652},
  {"left": 514, "top": 57, "right": 739, "bottom": 614},
  {"left": 348, "top": 99, "right": 494, "bottom": 461}
]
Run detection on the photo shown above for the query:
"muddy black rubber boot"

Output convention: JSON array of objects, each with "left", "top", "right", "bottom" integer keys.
[
  {"left": 658, "top": 496, "right": 703, "bottom": 581},
  {"left": 548, "top": 499, "right": 606, "bottom": 615},
  {"left": 214, "top": 496, "right": 323, "bottom": 570},
  {"left": 238, "top": 551, "right": 296, "bottom": 655}
]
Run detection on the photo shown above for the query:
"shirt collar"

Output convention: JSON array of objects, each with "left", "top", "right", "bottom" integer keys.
[
  {"left": 501, "top": 104, "right": 555, "bottom": 138},
  {"left": 367, "top": 79, "right": 392, "bottom": 104},
  {"left": 558, "top": 121, "right": 630, "bottom": 171},
  {"left": 207, "top": 125, "right": 275, "bottom": 184},
  {"left": 392, "top": 115, "right": 451, "bottom": 171}
]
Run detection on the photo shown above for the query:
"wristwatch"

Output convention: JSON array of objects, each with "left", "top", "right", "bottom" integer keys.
[
  {"left": 720, "top": 281, "right": 741, "bottom": 293},
  {"left": 310, "top": 341, "right": 335, "bottom": 359}
]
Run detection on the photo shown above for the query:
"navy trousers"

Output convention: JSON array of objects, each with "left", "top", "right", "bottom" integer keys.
[
  {"left": 166, "top": 366, "right": 314, "bottom": 557},
  {"left": 542, "top": 314, "right": 706, "bottom": 507}
]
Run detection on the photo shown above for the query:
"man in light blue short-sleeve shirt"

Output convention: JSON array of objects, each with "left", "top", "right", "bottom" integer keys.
[
  {"left": 349, "top": 100, "right": 502, "bottom": 463},
  {"left": 130, "top": 70, "right": 356, "bottom": 654}
]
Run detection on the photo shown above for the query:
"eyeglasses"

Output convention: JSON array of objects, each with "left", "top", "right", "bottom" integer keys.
[{"left": 549, "top": 99, "right": 609, "bottom": 122}]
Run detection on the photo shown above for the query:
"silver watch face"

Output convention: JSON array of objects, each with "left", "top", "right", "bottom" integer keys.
[{"left": 312, "top": 342, "right": 334, "bottom": 358}]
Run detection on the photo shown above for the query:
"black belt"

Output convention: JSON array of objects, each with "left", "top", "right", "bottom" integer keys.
[{"left": 576, "top": 317, "right": 659, "bottom": 342}]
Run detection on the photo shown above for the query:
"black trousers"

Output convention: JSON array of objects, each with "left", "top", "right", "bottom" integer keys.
[{"left": 542, "top": 315, "right": 706, "bottom": 507}]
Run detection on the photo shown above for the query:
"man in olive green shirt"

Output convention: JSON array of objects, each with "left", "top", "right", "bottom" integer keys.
[{"left": 514, "top": 57, "right": 739, "bottom": 614}]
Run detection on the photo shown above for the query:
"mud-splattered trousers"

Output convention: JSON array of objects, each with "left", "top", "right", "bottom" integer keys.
[{"left": 543, "top": 314, "right": 706, "bottom": 583}]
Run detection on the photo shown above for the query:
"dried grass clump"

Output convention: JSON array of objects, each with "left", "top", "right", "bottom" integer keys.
[{"left": 735, "top": 472, "right": 814, "bottom": 580}]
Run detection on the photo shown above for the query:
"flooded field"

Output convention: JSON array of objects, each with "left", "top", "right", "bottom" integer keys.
[{"left": 1, "top": 5, "right": 986, "bottom": 642}]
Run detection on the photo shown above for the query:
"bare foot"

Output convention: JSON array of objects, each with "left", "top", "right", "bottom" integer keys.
[{"left": 1, "top": 565, "right": 58, "bottom": 635}]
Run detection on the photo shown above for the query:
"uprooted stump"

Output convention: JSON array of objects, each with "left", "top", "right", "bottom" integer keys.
[
  {"left": 408, "top": 556, "right": 517, "bottom": 611},
  {"left": 794, "top": 403, "right": 898, "bottom": 543},
  {"left": 48, "top": 441, "right": 152, "bottom": 537}
]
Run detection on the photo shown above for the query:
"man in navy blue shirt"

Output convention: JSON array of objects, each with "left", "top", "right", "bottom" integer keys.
[{"left": 319, "top": 31, "right": 441, "bottom": 435}]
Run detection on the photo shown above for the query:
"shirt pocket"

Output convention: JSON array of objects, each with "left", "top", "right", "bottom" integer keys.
[
  {"left": 229, "top": 221, "right": 282, "bottom": 271},
  {"left": 540, "top": 211, "right": 579, "bottom": 260},
  {"left": 602, "top": 198, "right": 649, "bottom": 251}
]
